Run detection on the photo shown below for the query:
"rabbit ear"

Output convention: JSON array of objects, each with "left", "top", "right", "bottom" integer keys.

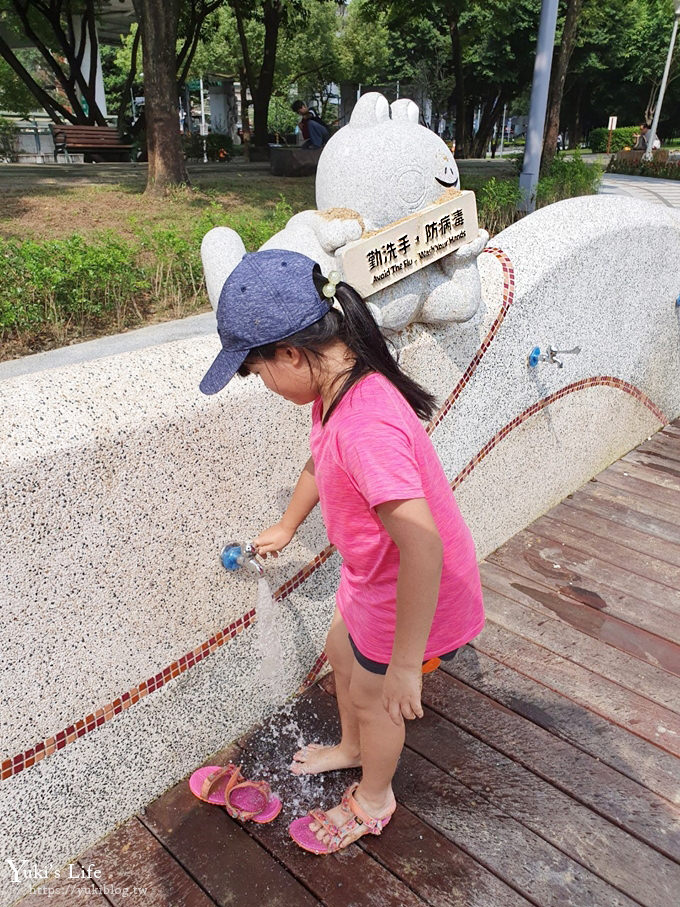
[
  {"left": 390, "top": 99, "right": 419, "bottom": 123},
  {"left": 349, "top": 92, "right": 391, "bottom": 129},
  {"left": 201, "top": 227, "right": 247, "bottom": 311}
]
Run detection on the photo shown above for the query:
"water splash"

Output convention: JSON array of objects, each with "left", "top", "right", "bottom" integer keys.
[{"left": 254, "top": 575, "right": 286, "bottom": 703}]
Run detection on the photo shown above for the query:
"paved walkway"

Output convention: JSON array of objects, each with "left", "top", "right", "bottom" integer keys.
[
  {"left": 599, "top": 172, "right": 680, "bottom": 208},
  {"left": 17, "top": 420, "right": 680, "bottom": 907}
]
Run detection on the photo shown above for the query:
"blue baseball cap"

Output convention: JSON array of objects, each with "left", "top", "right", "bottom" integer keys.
[{"left": 200, "top": 249, "right": 330, "bottom": 395}]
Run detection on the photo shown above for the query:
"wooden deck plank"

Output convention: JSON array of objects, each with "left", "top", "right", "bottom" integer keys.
[
  {"left": 527, "top": 515, "right": 680, "bottom": 599},
  {"left": 480, "top": 561, "right": 680, "bottom": 676},
  {"left": 595, "top": 461, "right": 680, "bottom": 511},
  {"left": 395, "top": 748, "right": 640, "bottom": 907},
  {"left": 635, "top": 434, "right": 680, "bottom": 464},
  {"left": 446, "top": 646, "right": 680, "bottom": 803},
  {"left": 422, "top": 669, "right": 680, "bottom": 860},
  {"left": 233, "top": 686, "right": 525, "bottom": 907},
  {"left": 360, "top": 805, "right": 534, "bottom": 907},
  {"left": 544, "top": 501, "right": 680, "bottom": 569},
  {"left": 141, "top": 747, "right": 320, "bottom": 907},
  {"left": 80, "top": 817, "right": 217, "bottom": 907},
  {"left": 405, "top": 705, "right": 680, "bottom": 906},
  {"left": 487, "top": 531, "right": 680, "bottom": 643},
  {"left": 607, "top": 456, "right": 680, "bottom": 493},
  {"left": 471, "top": 621, "right": 680, "bottom": 756},
  {"left": 622, "top": 449, "right": 680, "bottom": 487},
  {"left": 479, "top": 570, "right": 680, "bottom": 711},
  {"left": 562, "top": 483, "right": 680, "bottom": 546}
]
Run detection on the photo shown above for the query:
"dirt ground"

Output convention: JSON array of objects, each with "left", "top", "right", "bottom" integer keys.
[{"left": 0, "top": 161, "right": 317, "bottom": 242}]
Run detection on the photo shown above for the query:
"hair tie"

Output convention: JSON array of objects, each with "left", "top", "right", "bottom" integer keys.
[{"left": 322, "top": 270, "right": 343, "bottom": 313}]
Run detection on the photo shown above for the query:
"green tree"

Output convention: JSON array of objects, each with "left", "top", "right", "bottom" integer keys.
[{"left": 0, "top": 53, "right": 34, "bottom": 115}]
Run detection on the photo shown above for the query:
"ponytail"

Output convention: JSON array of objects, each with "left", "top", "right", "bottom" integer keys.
[{"left": 238, "top": 268, "right": 436, "bottom": 424}]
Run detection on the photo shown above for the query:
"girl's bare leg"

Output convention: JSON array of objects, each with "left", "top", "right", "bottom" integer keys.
[
  {"left": 291, "top": 608, "right": 362, "bottom": 774},
  {"left": 309, "top": 660, "right": 401, "bottom": 847}
]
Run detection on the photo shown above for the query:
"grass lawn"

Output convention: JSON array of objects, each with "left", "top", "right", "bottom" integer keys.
[{"left": 0, "top": 159, "right": 518, "bottom": 359}]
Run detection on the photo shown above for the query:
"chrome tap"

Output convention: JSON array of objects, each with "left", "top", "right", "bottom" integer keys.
[
  {"left": 221, "top": 541, "right": 264, "bottom": 576},
  {"left": 528, "top": 344, "right": 581, "bottom": 369}
]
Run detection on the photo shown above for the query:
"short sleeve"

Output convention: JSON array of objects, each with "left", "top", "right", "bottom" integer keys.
[{"left": 336, "top": 414, "right": 424, "bottom": 510}]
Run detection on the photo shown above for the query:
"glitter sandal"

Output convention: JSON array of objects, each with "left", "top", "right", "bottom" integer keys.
[
  {"left": 288, "top": 782, "right": 395, "bottom": 854},
  {"left": 189, "top": 764, "right": 282, "bottom": 823}
]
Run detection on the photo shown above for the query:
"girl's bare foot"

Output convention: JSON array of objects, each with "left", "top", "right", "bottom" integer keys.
[{"left": 290, "top": 742, "right": 361, "bottom": 775}]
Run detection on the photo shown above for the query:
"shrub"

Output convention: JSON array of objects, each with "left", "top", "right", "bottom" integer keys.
[
  {"left": 607, "top": 155, "right": 680, "bottom": 180},
  {"left": 0, "top": 234, "right": 148, "bottom": 340},
  {"left": 588, "top": 126, "right": 637, "bottom": 153},
  {"left": 536, "top": 153, "right": 601, "bottom": 207},
  {"left": 477, "top": 178, "right": 523, "bottom": 235}
]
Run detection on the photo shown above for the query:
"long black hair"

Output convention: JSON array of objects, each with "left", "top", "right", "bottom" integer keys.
[{"left": 237, "top": 268, "right": 436, "bottom": 424}]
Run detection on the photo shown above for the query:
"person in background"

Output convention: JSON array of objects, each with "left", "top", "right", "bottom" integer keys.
[
  {"left": 292, "top": 100, "right": 330, "bottom": 149},
  {"left": 633, "top": 123, "right": 661, "bottom": 151}
]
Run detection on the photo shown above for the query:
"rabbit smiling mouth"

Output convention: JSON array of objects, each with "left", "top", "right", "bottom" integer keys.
[{"left": 435, "top": 177, "right": 459, "bottom": 188}]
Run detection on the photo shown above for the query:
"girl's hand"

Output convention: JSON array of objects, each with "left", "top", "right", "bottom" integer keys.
[
  {"left": 382, "top": 664, "right": 424, "bottom": 726},
  {"left": 253, "top": 521, "right": 295, "bottom": 558}
]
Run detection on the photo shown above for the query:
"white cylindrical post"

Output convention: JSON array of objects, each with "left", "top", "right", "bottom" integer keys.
[
  {"left": 500, "top": 103, "right": 507, "bottom": 156},
  {"left": 519, "top": 0, "right": 560, "bottom": 212},
  {"left": 643, "top": 11, "right": 680, "bottom": 162},
  {"left": 200, "top": 76, "right": 208, "bottom": 164}
]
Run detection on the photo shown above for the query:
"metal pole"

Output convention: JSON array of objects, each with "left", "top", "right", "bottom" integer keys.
[
  {"left": 500, "top": 103, "right": 507, "bottom": 156},
  {"left": 519, "top": 0, "right": 560, "bottom": 212},
  {"left": 643, "top": 12, "right": 680, "bottom": 162},
  {"left": 200, "top": 75, "right": 208, "bottom": 164}
]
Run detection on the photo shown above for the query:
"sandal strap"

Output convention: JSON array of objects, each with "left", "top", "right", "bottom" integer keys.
[
  {"left": 200, "top": 764, "right": 240, "bottom": 801},
  {"left": 341, "top": 782, "right": 394, "bottom": 834},
  {"left": 310, "top": 809, "right": 358, "bottom": 850},
  {"left": 224, "top": 770, "right": 271, "bottom": 821}
]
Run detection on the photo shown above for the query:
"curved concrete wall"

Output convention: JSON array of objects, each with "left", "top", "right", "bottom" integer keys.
[{"left": 1, "top": 195, "right": 679, "bottom": 905}]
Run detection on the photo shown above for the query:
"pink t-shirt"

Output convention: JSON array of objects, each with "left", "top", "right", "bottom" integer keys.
[{"left": 309, "top": 372, "right": 484, "bottom": 663}]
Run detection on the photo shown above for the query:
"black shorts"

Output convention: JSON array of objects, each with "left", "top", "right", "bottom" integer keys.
[{"left": 348, "top": 633, "right": 459, "bottom": 676}]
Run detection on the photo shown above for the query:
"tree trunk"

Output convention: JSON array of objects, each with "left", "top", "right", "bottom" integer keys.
[
  {"left": 253, "top": 0, "right": 282, "bottom": 148},
  {"left": 541, "top": 0, "right": 583, "bottom": 173},
  {"left": 133, "top": 0, "right": 189, "bottom": 194},
  {"left": 470, "top": 93, "right": 504, "bottom": 158},
  {"left": 449, "top": 18, "right": 467, "bottom": 158}
]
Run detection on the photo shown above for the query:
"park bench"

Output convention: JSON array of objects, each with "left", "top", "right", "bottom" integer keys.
[{"left": 49, "top": 124, "right": 132, "bottom": 162}]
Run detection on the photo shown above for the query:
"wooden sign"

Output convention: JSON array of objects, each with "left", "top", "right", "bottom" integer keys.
[{"left": 336, "top": 190, "right": 479, "bottom": 298}]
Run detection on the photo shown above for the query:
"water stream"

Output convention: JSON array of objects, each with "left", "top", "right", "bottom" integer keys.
[{"left": 254, "top": 575, "right": 286, "bottom": 702}]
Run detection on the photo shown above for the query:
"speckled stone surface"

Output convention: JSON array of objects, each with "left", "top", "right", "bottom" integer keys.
[
  {"left": 455, "top": 385, "right": 661, "bottom": 560},
  {"left": 1, "top": 194, "right": 679, "bottom": 906}
]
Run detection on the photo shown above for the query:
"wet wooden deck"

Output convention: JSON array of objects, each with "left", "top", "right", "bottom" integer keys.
[{"left": 20, "top": 420, "right": 680, "bottom": 907}]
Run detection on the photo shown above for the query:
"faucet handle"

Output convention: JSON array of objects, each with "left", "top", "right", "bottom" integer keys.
[{"left": 548, "top": 345, "right": 581, "bottom": 356}]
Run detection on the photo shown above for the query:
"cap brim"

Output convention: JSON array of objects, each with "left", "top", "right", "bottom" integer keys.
[{"left": 199, "top": 347, "right": 248, "bottom": 395}]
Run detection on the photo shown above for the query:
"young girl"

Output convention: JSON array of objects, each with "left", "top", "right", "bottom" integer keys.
[{"left": 200, "top": 248, "right": 484, "bottom": 854}]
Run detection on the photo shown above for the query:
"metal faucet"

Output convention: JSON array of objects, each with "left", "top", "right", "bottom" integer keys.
[
  {"left": 528, "top": 344, "right": 581, "bottom": 369},
  {"left": 221, "top": 541, "right": 264, "bottom": 576}
]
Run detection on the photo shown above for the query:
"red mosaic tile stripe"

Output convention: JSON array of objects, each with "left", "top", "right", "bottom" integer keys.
[
  {"left": 450, "top": 376, "right": 666, "bottom": 492},
  {"left": 427, "top": 247, "right": 515, "bottom": 435},
  {"left": 298, "top": 652, "right": 330, "bottom": 693}
]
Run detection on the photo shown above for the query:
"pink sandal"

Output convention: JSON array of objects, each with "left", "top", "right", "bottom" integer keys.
[
  {"left": 289, "top": 782, "right": 395, "bottom": 854},
  {"left": 189, "top": 764, "right": 281, "bottom": 824}
]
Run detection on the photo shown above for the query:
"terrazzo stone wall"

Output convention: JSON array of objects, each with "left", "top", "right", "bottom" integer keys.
[{"left": 1, "top": 194, "right": 679, "bottom": 906}]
